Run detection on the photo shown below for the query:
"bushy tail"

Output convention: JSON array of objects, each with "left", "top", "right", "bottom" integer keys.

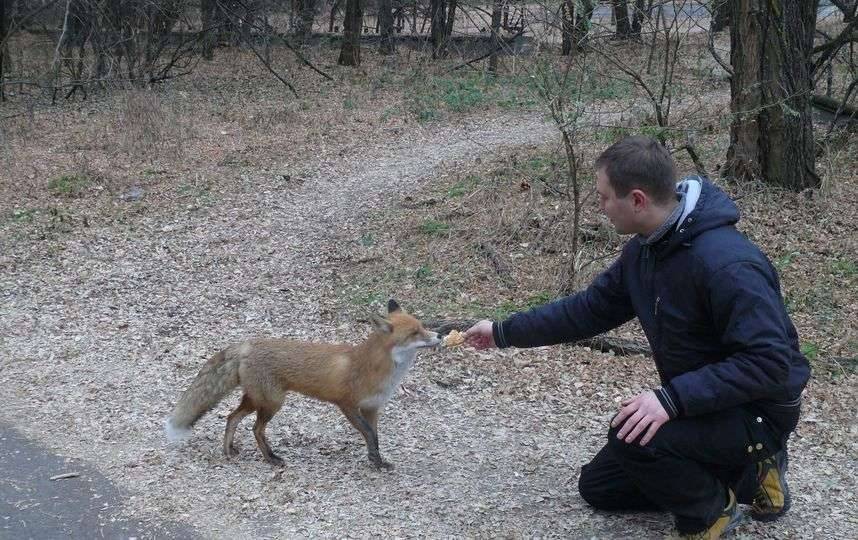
[{"left": 165, "top": 350, "right": 240, "bottom": 442}]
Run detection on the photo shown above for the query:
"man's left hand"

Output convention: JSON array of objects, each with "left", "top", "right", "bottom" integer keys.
[{"left": 611, "top": 390, "right": 670, "bottom": 446}]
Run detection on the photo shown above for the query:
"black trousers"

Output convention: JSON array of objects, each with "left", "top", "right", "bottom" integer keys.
[{"left": 577, "top": 404, "right": 800, "bottom": 534}]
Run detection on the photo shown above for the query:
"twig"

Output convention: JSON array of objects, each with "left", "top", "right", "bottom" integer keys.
[
  {"left": 50, "top": 472, "right": 80, "bottom": 481},
  {"left": 707, "top": 19, "right": 733, "bottom": 78},
  {"left": 229, "top": 0, "right": 333, "bottom": 81},
  {"left": 244, "top": 35, "right": 298, "bottom": 97},
  {"left": 475, "top": 242, "right": 514, "bottom": 287},
  {"left": 447, "top": 28, "right": 525, "bottom": 73}
]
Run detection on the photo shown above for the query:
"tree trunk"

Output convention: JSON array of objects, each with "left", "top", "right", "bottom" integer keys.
[
  {"left": 562, "top": 0, "right": 594, "bottom": 55},
  {"left": 561, "top": 0, "right": 574, "bottom": 56},
  {"left": 338, "top": 0, "right": 362, "bottom": 66},
  {"left": 725, "top": 0, "right": 820, "bottom": 190},
  {"left": 430, "top": 0, "right": 447, "bottom": 58},
  {"left": 711, "top": 0, "right": 730, "bottom": 32},
  {"left": 329, "top": 0, "right": 340, "bottom": 32},
  {"left": 488, "top": 0, "right": 502, "bottom": 73},
  {"left": 201, "top": 0, "right": 218, "bottom": 60},
  {"left": 631, "top": 0, "right": 646, "bottom": 35},
  {"left": 445, "top": 0, "right": 457, "bottom": 39},
  {"left": 0, "top": 0, "right": 6, "bottom": 101},
  {"left": 296, "top": 0, "right": 316, "bottom": 43},
  {"left": 612, "top": 1, "right": 632, "bottom": 39},
  {"left": 379, "top": 0, "right": 395, "bottom": 54}
]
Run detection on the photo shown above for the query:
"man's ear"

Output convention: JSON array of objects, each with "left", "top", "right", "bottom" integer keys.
[
  {"left": 387, "top": 299, "right": 401, "bottom": 314},
  {"left": 370, "top": 313, "right": 393, "bottom": 334},
  {"left": 631, "top": 189, "right": 648, "bottom": 213}
]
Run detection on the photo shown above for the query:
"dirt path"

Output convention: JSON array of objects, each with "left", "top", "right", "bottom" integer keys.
[{"left": 1, "top": 109, "right": 855, "bottom": 539}]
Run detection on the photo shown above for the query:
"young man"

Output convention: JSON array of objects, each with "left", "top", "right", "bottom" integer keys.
[{"left": 465, "top": 136, "right": 809, "bottom": 539}]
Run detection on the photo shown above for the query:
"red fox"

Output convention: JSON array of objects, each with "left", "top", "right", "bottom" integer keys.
[{"left": 165, "top": 300, "right": 440, "bottom": 469}]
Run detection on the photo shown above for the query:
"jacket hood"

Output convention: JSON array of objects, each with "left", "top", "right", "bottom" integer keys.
[{"left": 669, "top": 176, "right": 739, "bottom": 249}]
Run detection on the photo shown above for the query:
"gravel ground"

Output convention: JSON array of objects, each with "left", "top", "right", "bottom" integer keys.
[{"left": 1, "top": 112, "right": 856, "bottom": 539}]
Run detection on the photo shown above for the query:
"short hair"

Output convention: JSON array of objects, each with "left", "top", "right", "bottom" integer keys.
[{"left": 594, "top": 136, "right": 677, "bottom": 204}]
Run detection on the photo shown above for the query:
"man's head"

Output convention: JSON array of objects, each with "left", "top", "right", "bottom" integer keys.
[{"left": 594, "top": 136, "right": 677, "bottom": 235}]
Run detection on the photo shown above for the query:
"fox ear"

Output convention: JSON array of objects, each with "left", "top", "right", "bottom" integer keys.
[
  {"left": 370, "top": 313, "right": 393, "bottom": 334},
  {"left": 387, "top": 299, "right": 401, "bottom": 314}
]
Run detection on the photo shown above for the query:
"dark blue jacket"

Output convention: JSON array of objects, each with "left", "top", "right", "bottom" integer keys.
[{"left": 493, "top": 179, "right": 810, "bottom": 418}]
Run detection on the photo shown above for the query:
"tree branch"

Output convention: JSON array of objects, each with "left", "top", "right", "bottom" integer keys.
[{"left": 812, "top": 16, "right": 858, "bottom": 75}]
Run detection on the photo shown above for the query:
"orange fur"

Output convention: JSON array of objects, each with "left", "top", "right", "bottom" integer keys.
[{"left": 165, "top": 300, "right": 439, "bottom": 468}]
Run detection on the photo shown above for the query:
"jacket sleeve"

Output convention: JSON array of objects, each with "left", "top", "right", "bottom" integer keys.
[
  {"left": 667, "top": 261, "right": 795, "bottom": 416},
  {"left": 493, "top": 257, "right": 635, "bottom": 348}
]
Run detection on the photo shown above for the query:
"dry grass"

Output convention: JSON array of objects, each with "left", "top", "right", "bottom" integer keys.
[{"left": 0, "top": 30, "right": 856, "bottom": 540}]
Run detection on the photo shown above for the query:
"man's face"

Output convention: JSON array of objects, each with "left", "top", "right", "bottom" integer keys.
[{"left": 596, "top": 168, "right": 638, "bottom": 235}]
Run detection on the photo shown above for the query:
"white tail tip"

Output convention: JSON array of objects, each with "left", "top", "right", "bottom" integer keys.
[{"left": 165, "top": 417, "right": 191, "bottom": 442}]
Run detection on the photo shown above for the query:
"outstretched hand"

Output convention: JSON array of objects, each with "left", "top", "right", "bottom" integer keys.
[
  {"left": 611, "top": 390, "right": 670, "bottom": 446},
  {"left": 463, "top": 320, "right": 496, "bottom": 350}
]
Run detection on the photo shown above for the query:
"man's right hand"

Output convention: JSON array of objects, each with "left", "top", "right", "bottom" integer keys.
[{"left": 464, "top": 320, "right": 496, "bottom": 349}]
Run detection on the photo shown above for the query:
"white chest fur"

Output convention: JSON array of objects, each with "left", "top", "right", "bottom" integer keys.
[{"left": 359, "top": 347, "right": 416, "bottom": 411}]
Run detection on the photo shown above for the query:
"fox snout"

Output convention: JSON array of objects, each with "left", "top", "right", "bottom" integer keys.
[{"left": 422, "top": 331, "right": 442, "bottom": 348}]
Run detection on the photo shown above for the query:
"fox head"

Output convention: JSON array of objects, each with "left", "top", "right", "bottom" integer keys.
[{"left": 370, "top": 299, "right": 441, "bottom": 351}]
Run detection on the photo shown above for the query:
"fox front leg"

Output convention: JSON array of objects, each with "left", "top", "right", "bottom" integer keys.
[{"left": 340, "top": 406, "right": 392, "bottom": 470}]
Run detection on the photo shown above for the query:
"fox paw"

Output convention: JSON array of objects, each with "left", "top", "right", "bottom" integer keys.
[
  {"left": 266, "top": 454, "right": 285, "bottom": 467},
  {"left": 371, "top": 458, "right": 394, "bottom": 471},
  {"left": 224, "top": 445, "right": 239, "bottom": 458}
]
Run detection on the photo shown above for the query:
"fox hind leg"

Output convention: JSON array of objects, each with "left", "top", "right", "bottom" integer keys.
[
  {"left": 223, "top": 394, "right": 255, "bottom": 458},
  {"left": 253, "top": 406, "right": 284, "bottom": 466}
]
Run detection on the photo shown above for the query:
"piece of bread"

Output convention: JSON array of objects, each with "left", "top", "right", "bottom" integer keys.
[{"left": 443, "top": 330, "right": 466, "bottom": 348}]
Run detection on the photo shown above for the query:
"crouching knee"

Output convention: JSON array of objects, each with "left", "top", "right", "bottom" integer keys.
[
  {"left": 578, "top": 465, "right": 614, "bottom": 509},
  {"left": 607, "top": 424, "right": 650, "bottom": 457}
]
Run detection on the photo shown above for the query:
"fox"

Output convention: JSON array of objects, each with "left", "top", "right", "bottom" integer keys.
[{"left": 164, "top": 299, "right": 440, "bottom": 469}]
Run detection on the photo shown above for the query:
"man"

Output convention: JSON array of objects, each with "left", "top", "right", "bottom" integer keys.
[{"left": 464, "top": 136, "right": 809, "bottom": 539}]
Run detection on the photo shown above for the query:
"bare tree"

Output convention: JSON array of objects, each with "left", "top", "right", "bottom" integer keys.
[
  {"left": 430, "top": 0, "right": 447, "bottom": 58},
  {"left": 631, "top": 0, "right": 647, "bottom": 35},
  {"left": 488, "top": 0, "right": 502, "bottom": 73},
  {"left": 338, "top": 0, "right": 362, "bottom": 65},
  {"left": 831, "top": 0, "right": 858, "bottom": 22},
  {"left": 378, "top": 0, "right": 395, "bottom": 54},
  {"left": 0, "top": 0, "right": 6, "bottom": 102},
  {"left": 612, "top": 0, "right": 632, "bottom": 39},
  {"left": 561, "top": 0, "right": 595, "bottom": 56},
  {"left": 296, "top": 0, "right": 316, "bottom": 44},
  {"left": 725, "top": 0, "right": 820, "bottom": 190},
  {"left": 710, "top": 0, "right": 729, "bottom": 32}
]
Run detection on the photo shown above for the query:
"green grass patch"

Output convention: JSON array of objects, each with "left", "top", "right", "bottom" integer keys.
[
  {"left": 801, "top": 341, "right": 820, "bottom": 361},
  {"left": 525, "top": 291, "right": 554, "bottom": 308},
  {"left": 48, "top": 174, "right": 90, "bottom": 198},
  {"left": 419, "top": 219, "right": 451, "bottom": 236},
  {"left": 408, "top": 71, "right": 542, "bottom": 121},
  {"left": 474, "top": 292, "right": 554, "bottom": 320},
  {"left": 584, "top": 76, "right": 634, "bottom": 100},
  {"left": 774, "top": 252, "right": 800, "bottom": 272},
  {"left": 831, "top": 258, "right": 857, "bottom": 277},
  {"left": 176, "top": 181, "right": 215, "bottom": 206},
  {"left": 345, "top": 290, "right": 387, "bottom": 307},
  {"left": 359, "top": 233, "right": 375, "bottom": 247},
  {"left": 415, "top": 265, "right": 433, "bottom": 283},
  {"left": 446, "top": 174, "right": 482, "bottom": 198},
  {"left": 9, "top": 208, "right": 38, "bottom": 223}
]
